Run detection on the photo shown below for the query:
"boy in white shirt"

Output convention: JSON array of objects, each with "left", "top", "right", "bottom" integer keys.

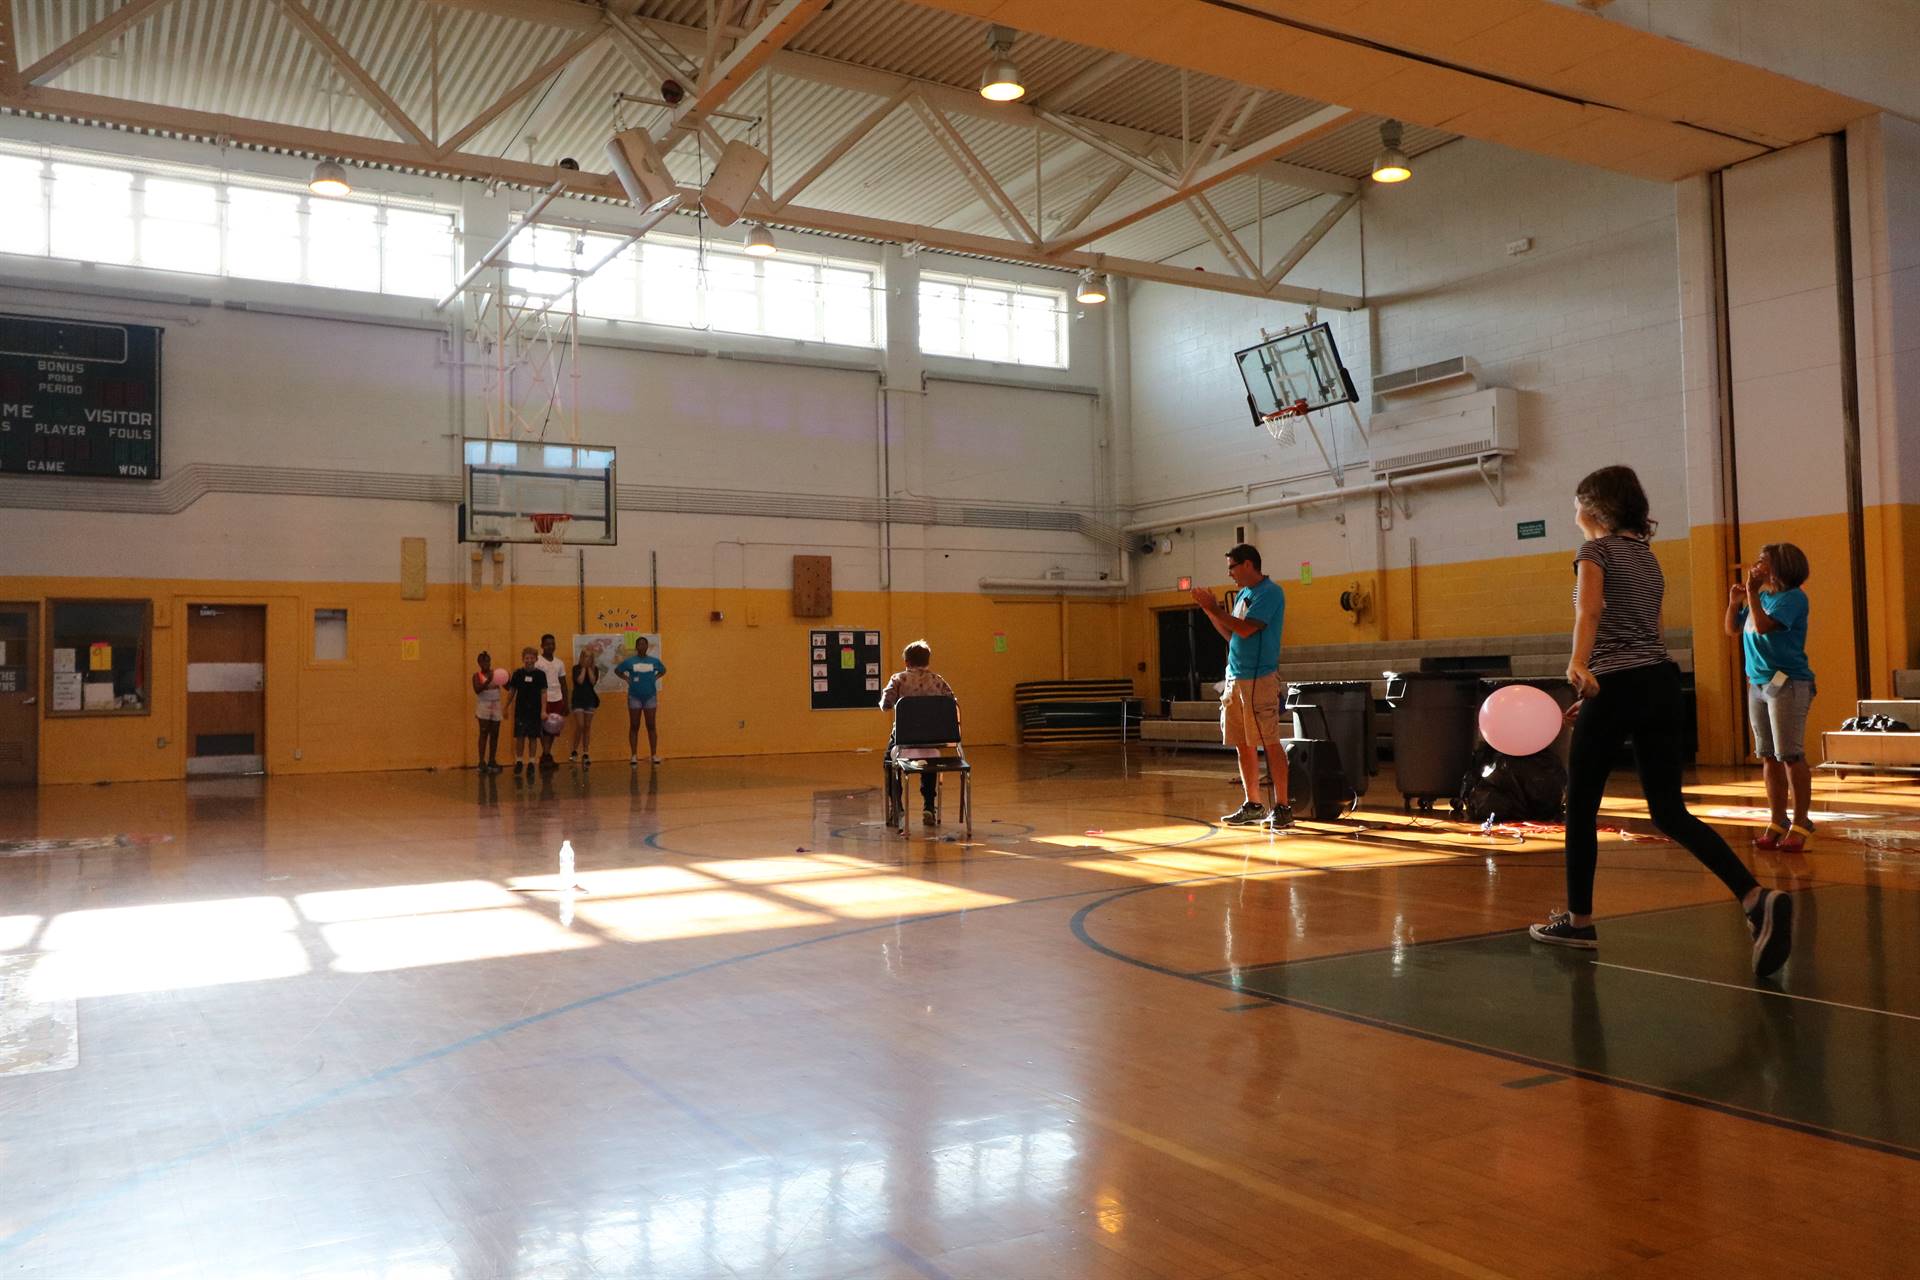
[{"left": 534, "top": 633, "right": 569, "bottom": 770}]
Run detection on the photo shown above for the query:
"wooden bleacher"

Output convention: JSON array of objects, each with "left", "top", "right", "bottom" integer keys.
[{"left": 1014, "top": 679, "right": 1141, "bottom": 745}]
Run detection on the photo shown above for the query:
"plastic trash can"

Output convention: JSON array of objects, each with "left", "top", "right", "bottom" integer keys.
[
  {"left": 1384, "top": 672, "right": 1480, "bottom": 811},
  {"left": 1286, "top": 680, "right": 1377, "bottom": 799}
]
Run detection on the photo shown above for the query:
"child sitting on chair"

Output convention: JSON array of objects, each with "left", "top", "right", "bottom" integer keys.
[{"left": 880, "top": 640, "right": 956, "bottom": 825}]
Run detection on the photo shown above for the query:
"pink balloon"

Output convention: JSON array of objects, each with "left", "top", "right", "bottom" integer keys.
[
  {"left": 1479, "top": 685, "right": 1563, "bottom": 757},
  {"left": 492, "top": 667, "right": 509, "bottom": 687}
]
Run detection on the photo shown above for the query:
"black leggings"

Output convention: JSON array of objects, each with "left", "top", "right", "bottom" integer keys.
[{"left": 1564, "top": 661, "right": 1757, "bottom": 916}]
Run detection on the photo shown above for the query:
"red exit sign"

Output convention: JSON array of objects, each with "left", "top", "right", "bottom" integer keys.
[{"left": 1176, "top": 576, "right": 1193, "bottom": 591}]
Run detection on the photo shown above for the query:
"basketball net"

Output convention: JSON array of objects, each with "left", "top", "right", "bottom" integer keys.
[
  {"left": 530, "top": 512, "right": 571, "bottom": 555},
  {"left": 1260, "top": 398, "right": 1308, "bottom": 448}
]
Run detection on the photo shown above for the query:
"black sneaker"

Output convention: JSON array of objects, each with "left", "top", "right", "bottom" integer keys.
[
  {"left": 1529, "top": 910, "right": 1598, "bottom": 950},
  {"left": 1748, "top": 889, "right": 1793, "bottom": 978},
  {"left": 513, "top": 761, "right": 524, "bottom": 775},
  {"left": 1264, "top": 805, "right": 1295, "bottom": 831},
  {"left": 1221, "top": 801, "right": 1267, "bottom": 826},
  {"left": 922, "top": 808, "right": 938, "bottom": 827}
]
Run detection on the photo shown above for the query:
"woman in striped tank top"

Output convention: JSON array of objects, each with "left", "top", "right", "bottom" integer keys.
[{"left": 1530, "top": 466, "right": 1793, "bottom": 977}]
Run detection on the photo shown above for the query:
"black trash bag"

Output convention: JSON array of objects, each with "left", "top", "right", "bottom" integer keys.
[{"left": 1459, "top": 744, "right": 1567, "bottom": 823}]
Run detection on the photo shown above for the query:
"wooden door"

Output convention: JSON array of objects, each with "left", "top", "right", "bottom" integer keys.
[
  {"left": 0, "top": 603, "right": 38, "bottom": 786},
  {"left": 187, "top": 604, "right": 265, "bottom": 775}
]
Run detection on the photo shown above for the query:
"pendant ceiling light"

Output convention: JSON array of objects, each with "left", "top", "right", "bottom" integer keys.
[
  {"left": 308, "top": 159, "right": 351, "bottom": 197},
  {"left": 1075, "top": 271, "right": 1108, "bottom": 305},
  {"left": 743, "top": 222, "right": 778, "bottom": 257},
  {"left": 1370, "top": 120, "right": 1411, "bottom": 184},
  {"left": 978, "top": 26, "right": 1025, "bottom": 102}
]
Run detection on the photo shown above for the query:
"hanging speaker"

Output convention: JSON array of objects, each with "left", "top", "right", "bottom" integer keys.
[
  {"left": 700, "top": 140, "right": 769, "bottom": 227},
  {"left": 606, "top": 127, "right": 676, "bottom": 207}
]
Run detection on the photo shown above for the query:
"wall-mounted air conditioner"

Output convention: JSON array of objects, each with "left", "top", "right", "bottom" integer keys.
[{"left": 1368, "top": 387, "right": 1518, "bottom": 478}]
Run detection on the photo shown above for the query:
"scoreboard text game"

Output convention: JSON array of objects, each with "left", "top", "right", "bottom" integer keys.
[{"left": 0, "top": 313, "right": 163, "bottom": 479}]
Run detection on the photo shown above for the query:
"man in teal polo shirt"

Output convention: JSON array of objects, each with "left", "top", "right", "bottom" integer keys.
[{"left": 1192, "top": 543, "right": 1290, "bottom": 829}]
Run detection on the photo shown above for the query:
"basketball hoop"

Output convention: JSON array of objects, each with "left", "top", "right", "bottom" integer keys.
[
  {"left": 1260, "top": 398, "right": 1309, "bottom": 446},
  {"left": 529, "top": 512, "right": 571, "bottom": 555}
]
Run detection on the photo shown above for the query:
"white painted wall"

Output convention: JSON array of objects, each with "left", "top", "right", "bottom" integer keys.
[
  {"left": 1546, "top": 0, "right": 1920, "bottom": 121},
  {"left": 0, "top": 121, "right": 1114, "bottom": 597},
  {"left": 1127, "top": 138, "right": 1686, "bottom": 590}
]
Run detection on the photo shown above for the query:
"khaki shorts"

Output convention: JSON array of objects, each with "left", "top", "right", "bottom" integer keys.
[{"left": 1220, "top": 673, "right": 1283, "bottom": 748}]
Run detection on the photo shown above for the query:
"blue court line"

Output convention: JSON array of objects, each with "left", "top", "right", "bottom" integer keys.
[{"left": 0, "top": 814, "right": 1221, "bottom": 1257}]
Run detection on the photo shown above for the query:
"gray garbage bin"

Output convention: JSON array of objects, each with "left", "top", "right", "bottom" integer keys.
[
  {"left": 1384, "top": 672, "right": 1480, "bottom": 811},
  {"left": 1286, "top": 680, "right": 1376, "bottom": 799},
  {"left": 1477, "top": 676, "right": 1577, "bottom": 768}
]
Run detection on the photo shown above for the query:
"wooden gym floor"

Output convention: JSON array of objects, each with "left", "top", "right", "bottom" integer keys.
[{"left": 3, "top": 747, "right": 1919, "bottom": 1278}]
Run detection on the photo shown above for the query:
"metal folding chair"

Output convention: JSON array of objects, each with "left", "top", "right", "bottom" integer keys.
[{"left": 883, "top": 695, "right": 971, "bottom": 836}]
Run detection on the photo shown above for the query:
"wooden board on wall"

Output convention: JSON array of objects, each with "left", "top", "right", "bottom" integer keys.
[
  {"left": 793, "top": 555, "right": 832, "bottom": 618},
  {"left": 400, "top": 537, "right": 428, "bottom": 600}
]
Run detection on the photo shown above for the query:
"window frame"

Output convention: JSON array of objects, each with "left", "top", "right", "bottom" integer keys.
[
  {"left": 44, "top": 598, "right": 153, "bottom": 719},
  {"left": 309, "top": 606, "right": 352, "bottom": 668},
  {"left": 0, "top": 143, "right": 457, "bottom": 300},
  {"left": 917, "top": 270, "right": 1071, "bottom": 369}
]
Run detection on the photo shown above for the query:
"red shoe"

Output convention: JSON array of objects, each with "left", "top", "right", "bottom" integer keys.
[
  {"left": 1753, "top": 822, "right": 1786, "bottom": 851},
  {"left": 1778, "top": 823, "right": 1813, "bottom": 853}
]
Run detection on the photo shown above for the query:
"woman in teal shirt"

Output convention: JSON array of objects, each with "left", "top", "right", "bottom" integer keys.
[{"left": 1724, "top": 542, "right": 1814, "bottom": 851}]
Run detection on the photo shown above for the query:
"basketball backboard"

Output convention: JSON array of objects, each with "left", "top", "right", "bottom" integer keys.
[
  {"left": 1233, "top": 323, "right": 1358, "bottom": 428},
  {"left": 462, "top": 439, "right": 617, "bottom": 546}
]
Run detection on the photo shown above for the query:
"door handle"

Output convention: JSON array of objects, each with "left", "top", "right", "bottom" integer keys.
[{"left": 22, "top": 696, "right": 35, "bottom": 705}]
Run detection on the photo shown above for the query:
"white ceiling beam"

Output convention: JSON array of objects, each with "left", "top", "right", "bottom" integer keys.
[
  {"left": 1263, "top": 192, "right": 1358, "bottom": 291},
  {"left": 1032, "top": 52, "right": 1130, "bottom": 113},
  {"left": 1188, "top": 194, "right": 1258, "bottom": 279},
  {"left": 437, "top": 28, "right": 605, "bottom": 157},
  {"left": 663, "top": 0, "right": 828, "bottom": 136},
  {"left": 1177, "top": 87, "right": 1252, "bottom": 187},
  {"left": 20, "top": 0, "right": 177, "bottom": 86},
  {"left": 764, "top": 197, "right": 1359, "bottom": 307},
  {"left": 562, "top": 11, "right": 1365, "bottom": 199},
  {"left": 278, "top": 0, "right": 432, "bottom": 149},
  {"left": 0, "top": 82, "right": 1363, "bottom": 308},
  {"left": 1033, "top": 109, "right": 1176, "bottom": 188},
  {"left": 511, "top": 36, "right": 609, "bottom": 154},
  {"left": 1050, "top": 161, "right": 1130, "bottom": 238},
  {"left": 604, "top": 12, "right": 697, "bottom": 82},
  {"left": 907, "top": 93, "right": 1037, "bottom": 245},
  {"left": 772, "top": 81, "right": 910, "bottom": 211},
  {"left": 421, "top": 0, "right": 601, "bottom": 31},
  {"left": 1047, "top": 105, "right": 1355, "bottom": 253}
]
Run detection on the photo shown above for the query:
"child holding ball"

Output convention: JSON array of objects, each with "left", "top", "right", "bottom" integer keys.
[{"left": 1725, "top": 542, "right": 1816, "bottom": 851}]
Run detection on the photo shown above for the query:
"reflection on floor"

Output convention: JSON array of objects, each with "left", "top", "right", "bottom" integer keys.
[{"left": 2, "top": 748, "right": 1918, "bottom": 1278}]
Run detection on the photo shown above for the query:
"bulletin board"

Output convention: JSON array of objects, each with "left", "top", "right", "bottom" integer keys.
[{"left": 809, "top": 627, "right": 883, "bottom": 710}]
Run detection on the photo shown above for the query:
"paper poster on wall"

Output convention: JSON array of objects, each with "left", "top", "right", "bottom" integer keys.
[
  {"left": 812, "top": 679, "right": 829, "bottom": 692},
  {"left": 0, "top": 670, "right": 16, "bottom": 692},
  {"left": 865, "top": 677, "right": 879, "bottom": 691},
  {"left": 399, "top": 637, "right": 420, "bottom": 661},
  {"left": 840, "top": 649, "right": 855, "bottom": 669},
  {"left": 82, "top": 680, "right": 115, "bottom": 710},
  {"left": 811, "top": 632, "right": 826, "bottom": 646},
  {"left": 1300, "top": 562, "right": 1313, "bottom": 584},
  {"left": 0, "top": 640, "right": 7, "bottom": 665},
  {"left": 837, "top": 632, "right": 853, "bottom": 644},
  {"left": 575, "top": 633, "right": 663, "bottom": 695},
  {"left": 865, "top": 663, "right": 879, "bottom": 675},
  {"left": 88, "top": 643, "right": 112, "bottom": 672},
  {"left": 864, "top": 632, "right": 880, "bottom": 646},
  {"left": 992, "top": 632, "right": 1007, "bottom": 653},
  {"left": 812, "top": 664, "right": 827, "bottom": 678},
  {"left": 53, "top": 648, "right": 75, "bottom": 674},
  {"left": 52, "top": 671, "right": 82, "bottom": 711}
]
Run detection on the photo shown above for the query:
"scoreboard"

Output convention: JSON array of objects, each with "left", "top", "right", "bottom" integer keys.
[{"left": 0, "top": 313, "right": 163, "bottom": 479}]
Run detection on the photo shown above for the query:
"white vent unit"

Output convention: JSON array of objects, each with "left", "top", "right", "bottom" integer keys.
[{"left": 1368, "top": 387, "right": 1517, "bottom": 478}]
